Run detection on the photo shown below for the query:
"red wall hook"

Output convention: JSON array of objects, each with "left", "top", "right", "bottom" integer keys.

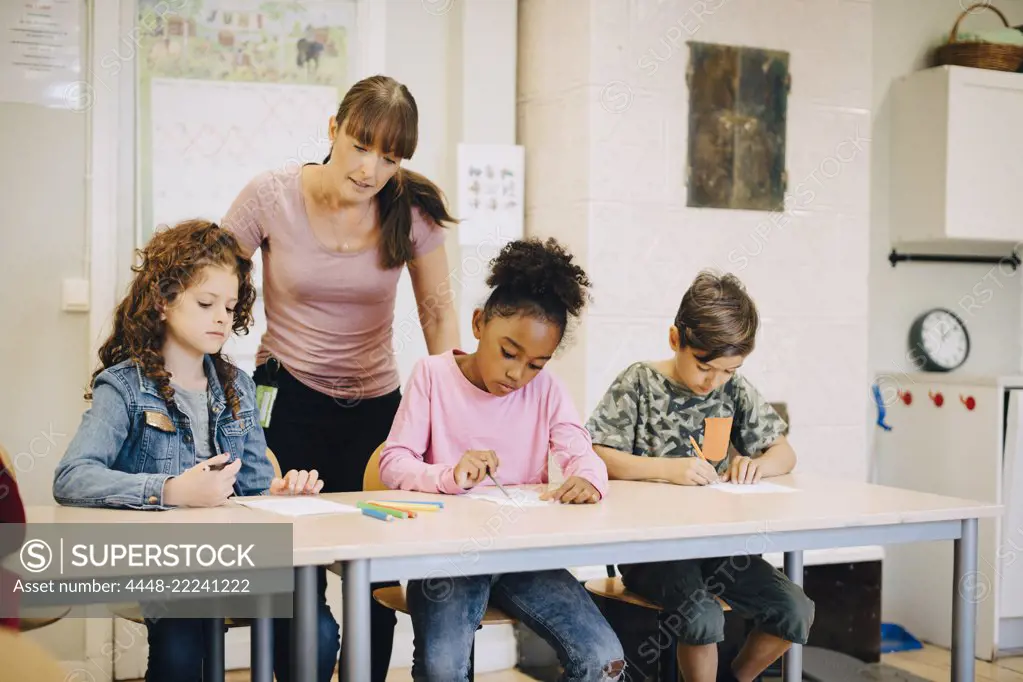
[
  {"left": 899, "top": 390, "right": 912, "bottom": 405},
  {"left": 961, "top": 395, "right": 976, "bottom": 411},
  {"left": 929, "top": 390, "right": 944, "bottom": 407}
]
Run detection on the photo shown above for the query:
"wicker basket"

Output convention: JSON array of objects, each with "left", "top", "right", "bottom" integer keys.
[{"left": 934, "top": 3, "right": 1023, "bottom": 72}]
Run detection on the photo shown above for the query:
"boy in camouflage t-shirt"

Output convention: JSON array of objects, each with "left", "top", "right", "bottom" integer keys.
[{"left": 586, "top": 271, "right": 813, "bottom": 682}]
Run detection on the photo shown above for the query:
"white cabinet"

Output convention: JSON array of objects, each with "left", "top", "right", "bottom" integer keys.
[
  {"left": 890, "top": 66, "right": 1023, "bottom": 244},
  {"left": 874, "top": 372, "right": 1023, "bottom": 660}
]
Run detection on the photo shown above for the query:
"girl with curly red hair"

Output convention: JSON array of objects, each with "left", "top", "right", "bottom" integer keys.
[{"left": 52, "top": 219, "right": 336, "bottom": 682}]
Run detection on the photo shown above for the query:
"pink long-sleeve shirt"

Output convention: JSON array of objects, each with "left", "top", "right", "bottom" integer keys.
[{"left": 379, "top": 350, "right": 610, "bottom": 498}]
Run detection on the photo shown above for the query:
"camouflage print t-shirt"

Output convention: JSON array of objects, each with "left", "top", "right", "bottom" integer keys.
[{"left": 585, "top": 362, "right": 788, "bottom": 474}]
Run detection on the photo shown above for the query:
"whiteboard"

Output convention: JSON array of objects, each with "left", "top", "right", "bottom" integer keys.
[
  {"left": 149, "top": 77, "right": 337, "bottom": 228},
  {"left": 149, "top": 77, "right": 338, "bottom": 372}
]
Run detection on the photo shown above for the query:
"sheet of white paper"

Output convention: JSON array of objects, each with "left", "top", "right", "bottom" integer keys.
[
  {"left": 709, "top": 481, "right": 797, "bottom": 494},
  {"left": 465, "top": 487, "right": 551, "bottom": 508},
  {"left": 235, "top": 497, "right": 361, "bottom": 517}
]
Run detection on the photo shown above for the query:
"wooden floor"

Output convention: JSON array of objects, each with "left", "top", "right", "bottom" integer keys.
[
  {"left": 881, "top": 644, "right": 1023, "bottom": 682},
  {"left": 146, "top": 645, "right": 1023, "bottom": 681}
]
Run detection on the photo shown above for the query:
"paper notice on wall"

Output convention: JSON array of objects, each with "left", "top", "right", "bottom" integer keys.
[
  {"left": 0, "top": 0, "right": 82, "bottom": 109},
  {"left": 456, "top": 144, "right": 525, "bottom": 247}
]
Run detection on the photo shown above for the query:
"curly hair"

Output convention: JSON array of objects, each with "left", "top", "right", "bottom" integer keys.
[
  {"left": 482, "top": 238, "right": 592, "bottom": 342},
  {"left": 87, "top": 220, "right": 257, "bottom": 419},
  {"left": 674, "top": 270, "right": 759, "bottom": 362}
]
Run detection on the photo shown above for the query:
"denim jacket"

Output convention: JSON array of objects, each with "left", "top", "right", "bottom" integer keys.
[{"left": 53, "top": 355, "right": 273, "bottom": 510}]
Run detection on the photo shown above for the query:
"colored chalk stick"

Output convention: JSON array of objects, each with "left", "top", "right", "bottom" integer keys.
[
  {"left": 361, "top": 507, "right": 394, "bottom": 522},
  {"left": 357, "top": 501, "right": 408, "bottom": 519}
]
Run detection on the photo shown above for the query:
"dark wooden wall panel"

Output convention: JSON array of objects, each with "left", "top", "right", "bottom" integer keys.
[{"left": 687, "top": 41, "right": 790, "bottom": 212}]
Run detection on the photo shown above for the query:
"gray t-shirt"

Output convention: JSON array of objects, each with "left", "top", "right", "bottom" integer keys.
[{"left": 173, "top": 384, "right": 214, "bottom": 464}]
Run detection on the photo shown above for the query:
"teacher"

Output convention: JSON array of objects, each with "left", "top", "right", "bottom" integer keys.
[{"left": 221, "top": 74, "right": 460, "bottom": 682}]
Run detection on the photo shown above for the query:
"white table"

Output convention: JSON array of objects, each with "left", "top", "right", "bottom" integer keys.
[
  {"left": 25, "top": 474, "right": 1000, "bottom": 682},
  {"left": 286, "top": 474, "right": 1000, "bottom": 682}
]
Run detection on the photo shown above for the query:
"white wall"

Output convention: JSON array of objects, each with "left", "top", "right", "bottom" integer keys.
[
  {"left": 521, "top": 0, "right": 873, "bottom": 480},
  {"left": 387, "top": 0, "right": 458, "bottom": 386},
  {"left": 0, "top": 86, "right": 92, "bottom": 666},
  {"left": 870, "top": 0, "right": 1023, "bottom": 384},
  {"left": 390, "top": 0, "right": 519, "bottom": 385}
]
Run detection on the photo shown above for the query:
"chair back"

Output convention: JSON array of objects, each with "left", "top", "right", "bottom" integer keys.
[
  {"left": 0, "top": 444, "right": 14, "bottom": 483},
  {"left": 0, "top": 629, "right": 69, "bottom": 682},
  {"left": 363, "top": 443, "right": 386, "bottom": 492},
  {"left": 266, "top": 448, "right": 282, "bottom": 479}
]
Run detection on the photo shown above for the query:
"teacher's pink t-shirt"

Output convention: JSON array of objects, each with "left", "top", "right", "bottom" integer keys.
[{"left": 221, "top": 167, "right": 446, "bottom": 399}]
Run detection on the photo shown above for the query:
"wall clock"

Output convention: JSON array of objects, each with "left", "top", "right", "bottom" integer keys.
[{"left": 909, "top": 308, "right": 970, "bottom": 372}]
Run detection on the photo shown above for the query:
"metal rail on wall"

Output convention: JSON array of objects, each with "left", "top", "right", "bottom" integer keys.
[{"left": 888, "top": 248, "right": 1021, "bottom": 271}]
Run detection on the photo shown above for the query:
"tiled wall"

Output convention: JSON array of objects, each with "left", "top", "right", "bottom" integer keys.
[{"left": 521, "top": 0, "right": 873, "bottom": 479}]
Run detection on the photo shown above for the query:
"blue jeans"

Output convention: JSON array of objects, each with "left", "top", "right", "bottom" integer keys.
[
  {"left": 407, "top": 569, "right": 625, "bottom": 682},
  {"left": 144, "top": 611, "right": 339, "bottom": 682}
]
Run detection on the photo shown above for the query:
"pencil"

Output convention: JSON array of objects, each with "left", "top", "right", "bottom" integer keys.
[
  {"left": 368, "top": 502, "right": 437, "bottom": 515},
  {"left": 689, "top": 436, "right": 708, "bottom": 462},
  {"left": 487, "top": 472, "right": 513, "bottom": 500},
  {"left": 361, "top": 507, "right": 395, "bottom": 522},
  {"left": 370, "top": 500, "right": 442, "bottom": 511},
  {"left": 386, "top": 500, "right": 445, "bottom": 508},
  {"left": 357, "top": 501, "right": 408, "bottom": 519},
  {"left": 367, "top": 502, "right": 418, "bottom": 518}
]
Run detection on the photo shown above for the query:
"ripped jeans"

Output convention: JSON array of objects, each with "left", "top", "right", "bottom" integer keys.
[{"left": 407, "top": 569, "right": 625, "bottom": 681}]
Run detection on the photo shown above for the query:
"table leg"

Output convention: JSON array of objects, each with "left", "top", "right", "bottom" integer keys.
[
  {"left": 292, "top": 566, "right": 318, "bottom": 682},
  {"left": 203, "top": 618, "right": 225, "bottom": 682},
  {"left": 783, "top": 551, "right": 804, "bottom": 682},
  {"left": 952, "top": 518, "right": 979, "bottom": 682},
  {"left": 251, "top": 616, "right": 274, "bottom": 682},
  {"left": 342, "top": 560, "right": 372, "bottom": 682}
]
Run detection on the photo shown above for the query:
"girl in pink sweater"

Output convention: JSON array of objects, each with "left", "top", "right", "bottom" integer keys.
[{"left": 379, "top": 238, "right": 625, "bottom": 681}]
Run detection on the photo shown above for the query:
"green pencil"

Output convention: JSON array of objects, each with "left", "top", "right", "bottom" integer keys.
[{"left": 357, "top": 501, "right": 408, "bottom": 519}]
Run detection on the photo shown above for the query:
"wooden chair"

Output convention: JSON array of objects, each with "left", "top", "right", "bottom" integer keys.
[
  {"left": 0, "top": 444, "right": 72, "bottom": 633},
  {"left": 362, "top": 442, "right": 517, "bottom": 679},
  {"left": 584, "top": 573, "right": 732, "bottom": 682},
  {"left": 109, "top": 448, "right": 283, "bottom": 631},
  {"left": 0, "top": 628, "right": 71, "bottom": 682}
]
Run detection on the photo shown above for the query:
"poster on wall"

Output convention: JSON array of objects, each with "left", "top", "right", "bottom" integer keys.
[
  {"left": 456, "top": 143, "right": 525, "bottom": 247},
  {"left": 455, "top": 144, "right": 526, "bottom": 348},
  {"left": 137, "top": 0, "right": 358, "bottom": 244},
  {"left": 134, "top": 0, "right": 359, "bottom": 375},
  {"left": 0, "top": 0, "right": 81, "bottom": 109}
]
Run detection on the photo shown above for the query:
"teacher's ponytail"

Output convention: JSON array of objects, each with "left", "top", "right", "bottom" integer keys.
[{"left": 376, "top": 167, "right": 456, "bottom": 269}]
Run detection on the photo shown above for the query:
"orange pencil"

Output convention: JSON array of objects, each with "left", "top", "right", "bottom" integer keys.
[
  {"left": 368, "top": 502, "right": 417, "bottom": 519},
  {"left": 369, "top": 501, "right": 441, "bottom": 512},
  {"left": 689, "top": 436, "right": 707, "bottom": 462}
]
